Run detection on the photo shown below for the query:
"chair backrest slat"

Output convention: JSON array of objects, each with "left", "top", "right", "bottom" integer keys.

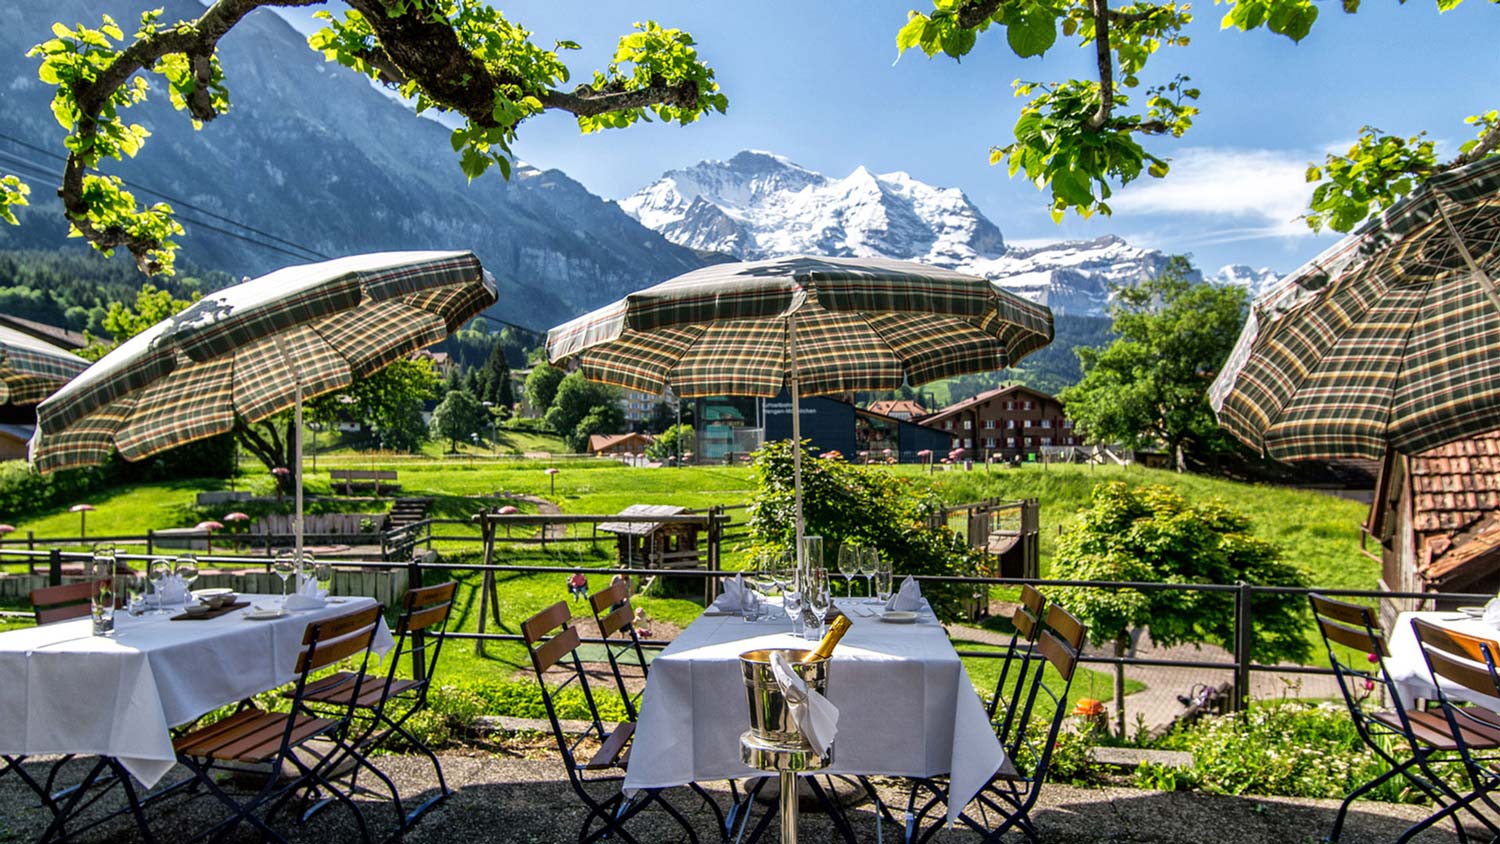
[
  {"left": 589, "top": 580, "right": 630, "bottom": 616},
  {"left": 296, "top": 605, "right": 382, "bottom": 674},
  {"left": 599, "top": 604, "right": 634, "bottom": 638},
  {"left": 405, "top": 581, "right": 458, "bottom": 611},
  {"left": 1037, "top": 630, "right": 1079, "bottom": 682},
  {"left": 1310, "top": 593, "right": 1375, "bottom": 627},
  {"left": 31, "top": 582, "right": 95, "bottom": 625},
  {"left": 523, "top": 601, "right": 571, "bottom": 644},
  {"left": 1020, "top": 584, "right": 1044, "bottom": 615},
  {"left": 400, "top": 581, "right": 458, "bottom": 635},
  {"left": 1310, "top": 594, "right": 1386, "bottom": 657},
  {"left": 303, "top": 603, "right": 381, "bottom": 645},
  {"left": 1044, "top": 604, "right": 1086, "bottom": 651},
  {"left": 1413, "top": 618, "right": 1500, "bottom": 700},
  {"left": 1318, "top": 616, "right": 1386, "bottom": 656},
  {"left": 533, "top": 625, "right": 581, "bottom": 672}
]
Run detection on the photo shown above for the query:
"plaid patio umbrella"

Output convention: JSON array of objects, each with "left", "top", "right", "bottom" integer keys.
[
  {"left": 547, "top": 255, "right": 1053, "bottom": 562},
  {"left": 0, "top": 324, "right": 88, "bottom": 406},
  {"left": 1211, "top": 154, "right": 1500, "bottom": 461},
  {"left": 31, "top": 251, "right": 496, "bottom": 559}
]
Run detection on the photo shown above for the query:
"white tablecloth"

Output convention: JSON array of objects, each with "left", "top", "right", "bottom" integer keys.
[
  {"left": 1386, "top": 611, "right": 1500, "bottom": 710},
  {"left": 0, "top": 596, "right": 393, "bottom": 788},
  {"left": 624, "top": 598, "right": 1004, "bottom": 825}
]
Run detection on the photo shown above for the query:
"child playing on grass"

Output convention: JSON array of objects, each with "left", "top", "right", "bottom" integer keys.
[{"left": 567, "top": 571, "right": 588, "bottom": 602}]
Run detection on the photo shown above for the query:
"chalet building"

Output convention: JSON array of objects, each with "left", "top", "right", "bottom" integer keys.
[
  {"left": 865, "top": 399, "right": 926, "bottom": 421},
  {"left": 588, "top": 431, "right": 655, "bottom": 457},
  {"left": 920, "top": 385, "right": 1078, "bottom": 463},
  {"left": 1366, "top": 432, "right": 1500, "bottom": 627}
]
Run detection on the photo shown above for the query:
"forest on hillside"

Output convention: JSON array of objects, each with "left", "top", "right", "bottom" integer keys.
[{"left": 0, "top": 248, "right": 228, "bottom": 336}]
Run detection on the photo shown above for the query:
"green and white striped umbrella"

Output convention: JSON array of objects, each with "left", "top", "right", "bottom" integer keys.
[
  {"left": 1211, "top": 154, "right": 1500, "bottom": 461},
  {"left": 0, "top": 324, "right": 87, "bottom": 406},
  {"left": 547, "top": 255, "right": 1053, "bottom": 560}
]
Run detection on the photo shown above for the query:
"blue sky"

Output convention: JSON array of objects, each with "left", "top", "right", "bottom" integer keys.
[{"left": 277, "top": 2, "right": 1498, "bottom": 274}]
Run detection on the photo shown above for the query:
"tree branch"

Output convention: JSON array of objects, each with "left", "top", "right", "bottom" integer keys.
[
  {"left": 539, "top": 80, "right": 701, "bottom": 117},
  {"left": 1454, "top": 120, "right": 1500, "bottom": 168},
  {"left": 1088, "top": 0, "right": 1114, "bottom": 131}
]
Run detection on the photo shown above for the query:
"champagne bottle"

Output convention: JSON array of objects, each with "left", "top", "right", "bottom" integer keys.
[{"left": 805, "top": 614, "right": 852, "bottom": 662}]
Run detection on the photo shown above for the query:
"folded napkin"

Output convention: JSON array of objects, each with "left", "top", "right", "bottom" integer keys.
[
  {"left": 710, "top": 574, "right": 749, "bottom": 613},
  {"left": 159, "top": 575, "right": 189, "bottom": 605},
  {"left": 884, "top": 576, "right": 924, "bottom": 612},
  {"left": 769, "top": 650, "right": 838, "bottom": 755},
  {"left": 1484, "top": 597, "right": 1500, "bottom": 626},
  {"left": 283, "top": 574, "right": 328, "bottom": 611}
]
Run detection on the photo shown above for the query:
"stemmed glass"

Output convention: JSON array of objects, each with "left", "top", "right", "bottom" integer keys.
[
  {"left": 149, "top": 557, "right": 173, "bottom": 614},
  {"left": 837, "top": 541, "right": 862, "bottom": 599},
  {"left": 174, "top": 555, "right": 199, "bottom": 601},
  {"left": 314, "top": 561, "right": 334, "bottom": 598},
  {"left": 125, "top": 571, "right": 149, "bottom": 617},
  {"left": 861, "top": 548, "right": 881, "bottom": 604},
  {"left": 782, "top": 557, "right": 804, "bottom": 637},
  {"left": 273, "top": 550, "right": 297, "bottom": 608},
  {"left": 805, "top": 567, "right": 831, "bottom": 641}
]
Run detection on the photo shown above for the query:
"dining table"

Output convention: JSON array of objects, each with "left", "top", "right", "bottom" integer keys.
[
  {"left": 623, "top": 596, "right": 1005, "bottom": 827},
  {"left": 0, "top": 594, "right": 393, "bottom": 790},
  {"left": 1385, "top": 610, "right": 1500, "bottom": 709}
]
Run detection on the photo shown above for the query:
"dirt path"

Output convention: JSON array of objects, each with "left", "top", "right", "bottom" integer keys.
[{"left": 497, "top": 493, "right": 567, "bottom": 540}]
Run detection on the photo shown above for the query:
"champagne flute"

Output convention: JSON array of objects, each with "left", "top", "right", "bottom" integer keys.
[
  {"left": 782, "top": 561, "right": 805, "bottom": 637},
  {"left": 805, "top": 567, "right": 832, "bottom": 641},
  {"left": 837, "top": 541, "right": 861, "bottom": 599},
  {"left": 149, "top": 557, "right": 173, "bottom": 614},
  {"left": 273, "top": 550, "right": 297, "bottom": 608},
  {"left": 174, "top": 555, "right": 199, "bottom": 602},
  {"left": 862, "top": 548, "right": 881, "bottom": 604}
]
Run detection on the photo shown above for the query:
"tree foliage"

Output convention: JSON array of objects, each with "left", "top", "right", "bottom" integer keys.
[
  {"left": 568, "top": 404, "right": 626, "bottom": 454},
  {"left": 895, "top": 0, "right": 1497, "bottom": 231},
  {"left": 545, "top": 371, "right": 624, "bottom": 452},
  {"left": 524, "top": 363, "right": 565, "bottom": 417},
  {"left": 306, "top": 356, "right": 437, "bottom": 453},
  {"left": 747, "top": 439, "right": 983, "bottom": 622},
  {"left": 5, "top": 2, "right": 725, "bottom": 273},
  {"left": 645, "top": 423, "right": 693, "bottom": 463},
  {"left": 430, "top": 388, "right": 489, "bottom": 451},
  {"left": 1059, "top": 258, "right": 1245, "bottom": 468}
]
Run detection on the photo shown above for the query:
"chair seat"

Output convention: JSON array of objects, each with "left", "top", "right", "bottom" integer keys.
[
  {"left": 174, "top": 708, "right": 338, "bottom": 763},
  {"left": 1371, "top": 708, "right": 1500, "bottom": 751},
  {"left": 296, "top": 671, "right": 421, "bottom": 709},
  {"left": 585, "top": 722, "right": 634, "bottom": 770}
]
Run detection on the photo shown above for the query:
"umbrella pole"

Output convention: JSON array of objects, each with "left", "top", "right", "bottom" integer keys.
[
  {"left": 789, "top": 315, "right": 804, "bottom": 570},
  {"left": 295, "top": 381, "right": 304, "bottom": 574}
]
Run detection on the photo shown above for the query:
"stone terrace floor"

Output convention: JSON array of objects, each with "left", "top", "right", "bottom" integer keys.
[{"left": 1, "top": 753, "right": 1465, "bottom": 844}]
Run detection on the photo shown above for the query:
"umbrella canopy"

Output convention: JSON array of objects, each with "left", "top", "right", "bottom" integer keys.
[
  {"left": 548, "top": 256, "right": 1052, "bottom": 397},
  {"left": 547, "top": 255, "right": 1053, "bottom": 562},
  {"left": 31, "top": 251, "right": 494, "bottom": 472},
  {"left": 1211, "top": 155, "right": 1500, "bottom": 461},
  {"left": 0, "top": 324, "right": 88, "bottom": 406}
]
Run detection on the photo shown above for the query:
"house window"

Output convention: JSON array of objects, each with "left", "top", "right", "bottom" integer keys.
[
  {"left": 1006, "top": 419, "right": 1016, "bottom": 429},
  {"left": 964, "top": 438, "right": 973, "bottom": 448},
  {"left": 1023, "top": 401, "right": 1034, "bottom": 410},
  {"left": 1041, "top": 437, "right": 1053, "bottom": 446},
  {"left": 1005, "top": 401, "right": 1015, "bottom": 411},
  {"left": 984, "top": 438, "right": 996, "bottom": 448},
  {"left": 1041, "top": 419, "right": 1052, "bottom": 429},
  {"left": 984, "top": 419, "right": 996, "bottom": 429},
  {"left": 962, "top": 419, "right": 972, "bottom": 430},
  {"left": 1006, "top": 437, "right": 1016, "bottom": 447},
  {"left": 1063, "top": 419, "right": 1074, "bottom": 429},
  {"left": 944, "top": 419, "right": 953, "bottom": 430},
  {"left": 1023, "top": 437, "right": 1032, "bottom": 446}
]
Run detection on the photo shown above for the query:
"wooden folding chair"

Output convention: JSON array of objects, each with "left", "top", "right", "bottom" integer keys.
[
  {"left": 1310, "top": 594, "right": 1491, "bottom": 843},
  {"left": 988, "top": 585, "right": 1046, "bottom": 726},
  {"left": 1406, "top": 618, "right": 1500, "bottom": 843},
  {"left": 30, "top": 581, "right": 94, "bottom": 625},
  {"left": 588, "top": 578, "right": 650, "bottom": 721},
  {"left": 521, "top": 601, "right": 724, "bottom": 844},
  {"left": 296, "top": 582, "right": 458, "bottom": 829},
  {"left": 170, "top": 604, "right": 384, "bottom": 844},
  {"left": 905, "top": 604, "right": 1087, "bottom": 844}
]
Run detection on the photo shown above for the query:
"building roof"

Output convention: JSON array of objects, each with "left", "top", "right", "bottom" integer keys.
[
  {"left": 866, "top": 399, "right": 926, "bottom": 417},
  {"left": 0, "top": 314, "right": 87, "bottom": 350},
  {"left": 920, "top": 384, "right": 1060, "bottom": 423},
  {"left": 0, "top": 423, "right": 33, "bottom": 443},
  {"left": 1394, "top": 432, "right": 1500, "bottom": 585},
  {"left": 599, "top": 504, "right": 687, "bottom": 536},
  {"left": 588, "top": 432, "right": 654, "bottom": 453}
]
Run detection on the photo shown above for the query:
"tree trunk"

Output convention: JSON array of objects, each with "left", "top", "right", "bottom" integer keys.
[
  {"left": 1114, "top": 634, "right": 1128, "bottom": 738},
  {"left": 234, "top": 415, "right": 296, "bottom": 494}
]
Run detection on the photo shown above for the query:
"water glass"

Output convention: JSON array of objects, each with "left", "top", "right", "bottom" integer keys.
[
  {"left": 739, "top": 578, "right": 761, "bottom": 622},
  {"left": 314, "top": 561, "right": 334, "bottom": 597},
  {"left": 88, "top": 545, "right": 116, "bottom": 636},
  {"left": 875, "top": 562, "right": 894, "bottom": 605},
  {"left": 782, "top": 583, "right": 804, "bottom": 637},
  {"left": 149, "top": 557, "right": 173, "bottom": 613},
  {"left": 125, "top": 572, "right": 149, "bottom": 616}
]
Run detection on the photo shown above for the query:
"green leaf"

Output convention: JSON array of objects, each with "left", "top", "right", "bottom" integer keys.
[
  {"left": 896, "top": 15, "right": 928, "bottom": 55},
  {"left": 1006, "top": 10, "right": 1057, "bottom": 58}
]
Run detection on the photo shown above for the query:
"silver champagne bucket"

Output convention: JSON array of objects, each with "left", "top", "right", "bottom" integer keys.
[{"left": 738, "top": 648, "right": 832, "bottom": 772}]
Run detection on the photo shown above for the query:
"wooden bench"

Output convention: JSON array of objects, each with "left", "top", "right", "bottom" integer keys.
[{"left": 329, "top": 469, "right": 400, "bottom": 495}]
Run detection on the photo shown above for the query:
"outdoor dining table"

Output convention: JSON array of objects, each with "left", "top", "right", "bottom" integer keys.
[
  {"left": 0, "top": 595, "right": 393, "bottom": 789},
  {"left": 623, "top": 596, "right": 1005, "bottom": 826},
  {"left": 1386, "top": 610, "right": 1500, "bottom": 710}
]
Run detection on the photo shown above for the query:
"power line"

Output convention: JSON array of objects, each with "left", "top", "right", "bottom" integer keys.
[{"left": 0, "top": 133, "right": 328, "bottom": 262}]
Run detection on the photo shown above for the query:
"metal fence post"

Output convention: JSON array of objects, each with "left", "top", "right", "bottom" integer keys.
[
  {"left": 146, "top": 529, "right": 154, "bottom": 557},
  {"left": 48, "top": 548, "right": 62, "bottom": 586},
  {"left": 1232, "top": 581, "right": 1253, "bottom": 712}
]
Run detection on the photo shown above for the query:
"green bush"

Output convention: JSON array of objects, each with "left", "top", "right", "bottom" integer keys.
[
  {"left": 505, "top": 416, "right": 555, "bottom": 435},
  {"left": 746, "top": 440, "right": 985, "bottom": 621},
  {"left": 0, "top": 434, "right": 233, "bottom": 521}
]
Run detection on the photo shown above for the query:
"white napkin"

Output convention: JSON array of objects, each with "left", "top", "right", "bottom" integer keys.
[
  {"left": 769, "top": 650, "right": 839, "bottom": 755},
  {"left": 159, "top": 576, "right": 188, "bottom": 605},
  {"left": 283, "top": 574, "right": 328, "bottom": 611},
  {"left": 884, "top": 576, "right": 924, "bottom": 612},
  {"left": 710, "top": 574, "right": 747, "bottom": 613},
  {"left": 1484, "top": 596, "right": 1500, "bottom": 626}
]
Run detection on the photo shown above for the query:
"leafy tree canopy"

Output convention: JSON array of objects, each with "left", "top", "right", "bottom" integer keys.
[
  {"left": 567, "top": 403, "right": 625, "bottom": 454},
  {"left": 524, "top": 363, "right": 566, "bottom": 415},
  {"left": 545, "top": 370, "right": 622, "bottom": 451},
  {"left": 896, "top": 0, "right": 1497, "bottom": 231},
  {"left": 3, "top": 1, "right": 725, "bottom": 273},
  {"left": 645, "top": 423, "right": 692, "bottom": 463},
  {"left": 1059, "top": 257, "right": 1245, "bottom": 468},
  {"left": 430, "top": 387, "right": 489, "bottom": 451},
  {"left": 305, "top": 356, "right": 437, "bottom": 453}
]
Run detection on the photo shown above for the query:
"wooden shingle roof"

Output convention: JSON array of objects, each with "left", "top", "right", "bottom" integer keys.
[{"left": 1407, "top": 432, "right": 1500, "bottom": 583}]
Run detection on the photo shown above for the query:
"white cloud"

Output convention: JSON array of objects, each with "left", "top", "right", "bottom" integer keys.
[{"left": 1110, "top": 146, "right": 1319, "bottom": 239}]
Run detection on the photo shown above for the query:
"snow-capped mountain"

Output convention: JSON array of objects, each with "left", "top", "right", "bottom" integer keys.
[
  {"left": 620, "top": 151, "right": 1200, "bottom": 317},
  {"left": 1212, "top": 264, "right": 1282, "bottom": 298}
]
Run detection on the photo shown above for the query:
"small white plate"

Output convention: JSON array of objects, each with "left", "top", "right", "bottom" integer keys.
[
  {"left": 879, "top": 611, "right": 918, "bottom": 624},
  {"left": 192, "top": 588, "right": 232, "bottom": 599},
  {"left": 244, "top": 608, "right": 284, "bottom": 621},
  {"left": 1460, "top": 606, "right": 1487, "bottom": 618}
]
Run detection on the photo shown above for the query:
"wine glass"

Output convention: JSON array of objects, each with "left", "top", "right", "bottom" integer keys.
[
  {"left": 837, "top": 541, "right": 861, "bottom": 599},
  {"left": 174, "top": 555, "right": 199, "bottom": 602},
  {"left": 273, "top": 550, "right": 297, "bottom": 607},
  {"left": 782, "top": 561, "right": 805, "bottom": 636},
  {"left": 314, "top": 560, "right": 333, "bottom": 598},
  {"left": 149, "top": 557, "right": 173, "bottom": 613},
  {"left": 861, "top": 548, "right": 881, "bottom": 604},
  {"left": 805, "top": 567, "right": 832, "bottom": 641}
]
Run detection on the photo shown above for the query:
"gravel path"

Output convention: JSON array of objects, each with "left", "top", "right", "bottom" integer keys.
[{"left": 1, "top": 753, "right": 1461, "bottom": 844}]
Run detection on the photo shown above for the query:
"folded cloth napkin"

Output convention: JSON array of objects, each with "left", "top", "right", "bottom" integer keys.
[
  {"left": 770, "top": 650, "right": 839, "bottom": 755},
  {"left": 283, "top": 574, "right": 328, "bottom": 611},
  {"left": 709, "top": 574, "right": 748, "bottom": 613},
  {"left": 159, "top": 575, "right": 189, "bottom": 605},
  {"left": 1485, "top": 597, "right": 1500, "bottom": 626},
  {"left": 884, "top": 576, "right": 924, "bottom": 612}
]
